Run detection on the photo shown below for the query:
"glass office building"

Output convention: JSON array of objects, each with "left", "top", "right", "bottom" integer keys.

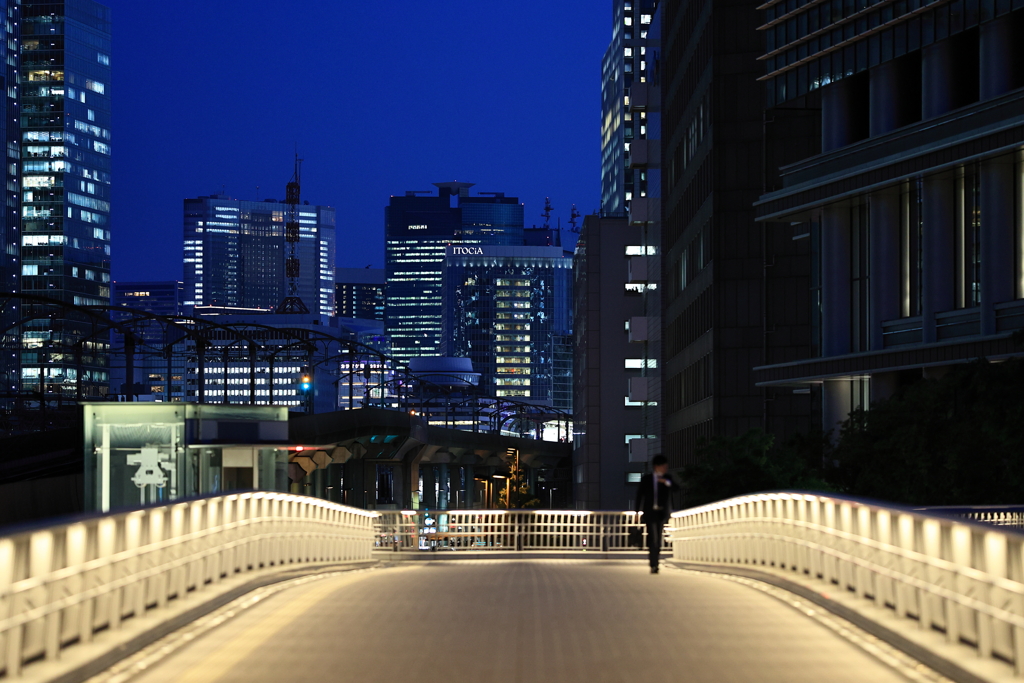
[
  {"left": 335, "top": 267, "right": 384, "bottom": 321},
  {"left": 19, "top": 0, "right": 112, "bottom": 399},
  {"left": 600, "top": 0, "right": 659, "bottom": 215},
  {"left": 384, "top": 182, "right": 524, "bottom": 364},
  {"left": 441, "top": 245, "right": 572, "bottom": 405},
  {"left": 183, "top": 194, "right": 336, "bottom": 316},
  {"left": 0, "top": 0, "right": 20, "bottom": 402}
]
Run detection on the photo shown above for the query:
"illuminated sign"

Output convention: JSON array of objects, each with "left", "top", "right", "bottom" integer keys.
[{"left": 452, "top": 246, "right": 484, "bottom": 255}]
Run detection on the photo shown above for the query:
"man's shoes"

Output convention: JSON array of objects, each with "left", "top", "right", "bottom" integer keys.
[{"left": 650, "top": 566, "right": 659, "bottom": 574}]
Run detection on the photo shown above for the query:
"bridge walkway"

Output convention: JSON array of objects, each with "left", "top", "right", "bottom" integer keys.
[{"left": 96, "top": 560, "right": 915, "bottom": 683}]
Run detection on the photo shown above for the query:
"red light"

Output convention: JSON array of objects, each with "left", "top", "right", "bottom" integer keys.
[{"left": 296, "top": 446, "right": 304, "bottom": 452}]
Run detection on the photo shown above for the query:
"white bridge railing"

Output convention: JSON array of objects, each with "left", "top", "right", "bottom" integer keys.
[
  {"left": 670, "top": 492, "right": 1024, "bottom": 676},
  {"left": 0, "top": 492, "right": 377, "bottom": 678},
  {"left": 374, "top": 510, "right": 666, "bottom": 552}
]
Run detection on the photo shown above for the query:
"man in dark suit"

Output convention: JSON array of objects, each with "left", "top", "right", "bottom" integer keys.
[{"left": 635, "top": 455, "right": 679, "bottom": 574}]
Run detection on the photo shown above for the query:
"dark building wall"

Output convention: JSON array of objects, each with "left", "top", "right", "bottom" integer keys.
[
  {"left": 661, "top": 0, "right": 816, "bottom": 468},
  {"left": 573, "top": 216, "right": 647, "bottom": 509},
  {"left": 755, "top": 0, "right": 1024, "bottom": 435}
]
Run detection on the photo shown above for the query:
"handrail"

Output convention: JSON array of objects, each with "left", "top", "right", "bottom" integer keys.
[
  {"left": 0, "top": 492, "right": 377, "bottom": 677},
  {"left": 670, "top": 491, "right": 1024, "bottom": 676},
  {"left": 374, "top": 510, "right": 667, "bottom": 553}
]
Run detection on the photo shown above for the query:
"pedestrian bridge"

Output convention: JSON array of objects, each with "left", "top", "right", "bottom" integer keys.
[{"left": 2, "top": 494, "right": 1023, "bottom": 683}]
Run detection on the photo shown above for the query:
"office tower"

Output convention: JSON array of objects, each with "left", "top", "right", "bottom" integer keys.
[
  {"left": 572, "top": 215, "right": 654, "bottom": 509},
  {"left": 335, "top": 268, "right": 384, "bottom": 321},
  {"left": 19, "top": 0, "right": 112, "bottom": 399},
  {"left": 601, "top": 0, "right": 659, "bottom": 216},
  {"left": 384, "top": 182, "right": 523, "bottom": 364},
  {"left": 0, "top": 0, "right": 20, "bottom": 401},
  {"left": 113, "top": 281, "right": 185, "bottom": 318},
  {"left": 441, "top": 245, "right": 572, "bottom": 407},
  {"left": 659, "top": 0, "right": 823, "bottom": 469},
  {"left": 572, "top": 4, "right": 663, "bottom": 509},
  {"left": 183, "top": 194, "right": 336, "bottom": 316},
  {"left": 109, "top": 281, "right": 184, "bottom": 399},
  {"left": 753, "top": 0, "right": 1024, "bottom": 433}
]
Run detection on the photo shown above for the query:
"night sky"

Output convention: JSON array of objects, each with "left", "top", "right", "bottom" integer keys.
[{"left": 103, "top": 0, "right": 608, "bottom": 284}]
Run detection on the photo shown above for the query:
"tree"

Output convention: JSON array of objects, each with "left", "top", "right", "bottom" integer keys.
[
  {"left": 680, "top": 429, "right": 834, "bottom": 508},
  {"left": 497, "top": 464, "right": 540, "bottom": 509},
  {"left": 831, "top": 359, "right": 1024, "bottom": 505}
]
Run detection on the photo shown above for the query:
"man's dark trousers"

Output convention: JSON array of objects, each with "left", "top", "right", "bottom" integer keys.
[{"left": 645, "top": 510, "right": 668, "bottom": 569}]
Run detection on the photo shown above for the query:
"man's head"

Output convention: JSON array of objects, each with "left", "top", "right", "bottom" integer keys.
[{"left": 651, "top": 454, "right": 669, "bottom": 475}]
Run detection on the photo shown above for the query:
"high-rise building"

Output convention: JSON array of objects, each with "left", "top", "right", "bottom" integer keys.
[
  {"left": 113, "top": 281, "right": 185, "bottom": 318},
  {"left": 572, "top": 215, "right": 653, "bottom": 509},
  {"left": 109, "top": 280, "right": 185, "bottom": 399},
  {"left": 384, "top": 182, "right": 523, "bottom": 363},
  {"left": 572, "top": 2, "right": 663, "bottom": 509},
  {"left": 753, "top": 0, "right": 1024, "bottom": 434},
  {"left": 659, "top": 0, "right": 820, "bottom": 467},
  {"left": 183, "top": 195, "right": 336, "bottom": 316},
  {"left": 601, "top": 0, "right": 659, "bottom": 216},
  {"left": 0, "top": 0, "right": 21, "bottom": 401},
  {"left": 19, "top": 0, "right": 112, "bottom": 399},
  {"left": 335, "top": 267, "right": 384, "bottom": 321},
  {"left": 441, "top": 245, "right": 572, "bottom": 406}
]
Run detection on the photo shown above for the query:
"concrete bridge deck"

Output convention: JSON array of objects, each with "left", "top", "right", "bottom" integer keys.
[{"left": 88, "top": 560, "right": 917, "bottom": 683}]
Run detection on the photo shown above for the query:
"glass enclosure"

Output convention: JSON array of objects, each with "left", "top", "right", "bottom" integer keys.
[{"left": 83, "top": 403, "right": 290, "bottom": 512}]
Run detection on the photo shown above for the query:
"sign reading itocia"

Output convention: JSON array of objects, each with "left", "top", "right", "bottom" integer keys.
[{"left": 452, "top": 246, "right": 484, "bottom": 255}]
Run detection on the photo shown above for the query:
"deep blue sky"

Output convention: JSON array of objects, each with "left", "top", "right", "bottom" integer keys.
[{"left": 104, "top": 0, "right": 608, "bottom": 283}]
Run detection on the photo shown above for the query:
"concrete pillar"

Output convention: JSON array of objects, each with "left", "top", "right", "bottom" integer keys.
[
  {"left": 921, "top": 172, "right": 956, "bottom": 342},
  {"left": 869, "top": 188, "right": 900, "bottom": 350},
  {"left": 870, "top": 61, "right": 900, "bottom": 137},
  {"left": 980, "top": 15, "right": 1014, "bottom": 100},
  {"left": 922, "top": 40, "right": 953, "bottom": 118},
  {"left": 980, "top": 157, "right": 1015, "bottom": 334},
  {"left": 821, "top": 204, "right": 852, "bottom": 356},
  {"left": 822, "top": 81, "right": 853, "bottom": 153},
  {"left": 823, "top": 379, "right": 853, "bottom": 441},
  {"left": 422, "top": 464, "right": 436, "bottom": 509}
]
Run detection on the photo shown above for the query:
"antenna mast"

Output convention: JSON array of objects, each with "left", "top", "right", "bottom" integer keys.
[
  {"left": 541, "top": 197, "right": 553, "bottom": 230},
  {"left": 568, "top": 204, "right": 581, "bottom": 233},
  {"left": 276, "top": 154, "right": 310, "bottom": 314}
]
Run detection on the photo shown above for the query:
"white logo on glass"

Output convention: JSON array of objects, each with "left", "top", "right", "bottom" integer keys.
[{"left": 127, "top": 447, "right": 170, "bottom": 488}]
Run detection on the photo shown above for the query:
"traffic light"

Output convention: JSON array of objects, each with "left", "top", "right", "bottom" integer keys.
[{"left": 299, "top": 367, "right": 312, "bottom": 392}]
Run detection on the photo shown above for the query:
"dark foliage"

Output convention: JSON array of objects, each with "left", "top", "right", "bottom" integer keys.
[
  {"left": 680, "top": 428, "right": 834, "bottom": 508},
  {"left": 830, "top": 359, "right": 1024, "bottom": 505}
]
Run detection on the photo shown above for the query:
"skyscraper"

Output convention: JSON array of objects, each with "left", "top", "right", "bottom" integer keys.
[
  {"left": 384, "top": 182, "right": 523, "bottom": 363},
  {"left": 335, "top": 267, "right": 384, "bottom": 321},
  {"left": 601, "top": 0, "right": 659, "bottom": 216},
  {"left": 183, "top": 195, "right": 336, "bottom": 316},
  {"left": 0, "top": 0, "right": 21, "bottom": 401},
  {"left": 441, "top": 245, "right": 572, "bottom": 406},
  {"left": 19, "top": 0, "right": 112, "bottom": 399}
]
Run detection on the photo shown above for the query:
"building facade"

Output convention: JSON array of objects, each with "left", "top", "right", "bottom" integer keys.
[
  {"left": 384, "top": 182, "right": 523, "bottom": 364},
  {"left": 657, "top": 0, "right": 823, "bottom": 470},
  {"left": 19, "top": 0, "right": 112, "bottom": 399},
  {"left": 572, "top": 215, "right": 654, "bottom": 509},
  {"left": 753, "top": 0, "right": 1024, "bottom": 431},
  {"left": 601, "top": 0, "right": 660, "bottom": 215},
  {"left": 183, "top": 194, "right": 336, "bottom": 317},
  {"left": 335, "top": 267, "right": 384, "bottom": 321},
  {"left": 0, "top": 0, "right": 20, "bottom": 402},
  {"left": 441, "top": 245, "right": 572, "bottom": 407},
  {"left": 113, "top": 281, "right": 185, "bottom": 318}
]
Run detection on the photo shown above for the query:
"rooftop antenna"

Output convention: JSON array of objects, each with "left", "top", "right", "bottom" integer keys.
[
  {"left": 541, "top": 197, "right": 553, "bottom": 230},
  {"left": 569, "top": 204, "right": 581, "bottom": 233},
  {"left": 276, "top": 153, "right": 310, "bottom": 314}
]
